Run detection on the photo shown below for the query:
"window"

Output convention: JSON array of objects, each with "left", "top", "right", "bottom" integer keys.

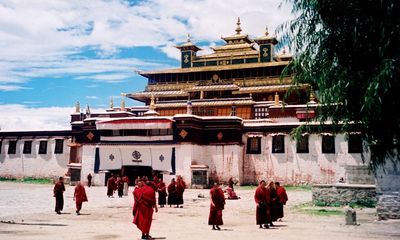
[
  {"left": 8, "top": 140, "right": 17, "bottom": 154},
  {"left": 246, "top": 137, "right": 261, "bottom": 154},
  {"left": 39, "top": 141, "right": 47, "bottom": 154},
  {"left": 231, "top": 105, "right": 236, "bottom": 116},
  {"left": 54, "top": 139, "right": 64, "bottom": 154},
  {"left": 348, "top": 134, "right": 362, "bottom": 153},
  {"left": 296, "top": 135, "right": 309, "bottom": 153},
  {"left": 272, "top": 135, "right": 285, "bottom": 153},
  {"left": 322, "top": 135, "right": 335, "bottom": 153},
  {"left": 23, "top": 141, "right": 32, "bottom": 154}
]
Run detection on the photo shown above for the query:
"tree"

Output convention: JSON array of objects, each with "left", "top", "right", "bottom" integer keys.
[{"left": 279, "top": 0, "right": 400, "bottom": 169}]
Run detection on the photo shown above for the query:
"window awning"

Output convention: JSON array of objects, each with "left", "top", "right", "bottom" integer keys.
[{"left": 247, "top": 132, "right": 263, "bottom": 137}]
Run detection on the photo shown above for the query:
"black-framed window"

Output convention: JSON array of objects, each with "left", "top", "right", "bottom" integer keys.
[
  {"left": 296, "top": 135, "right": 309, "bottom": 153},
  {"left": 8, "top": 140, "right": 17, "bottom": 154},
  {"left": 272, "top": 135, "right": 285, "bottom": 153},
  {"left": 246, "top": 137, "right": 261, "bottom": 154},
  {"left": 322, "top": 135, "right": 335, "bottom": 153},
  {"left": 23, "top": 141, "right": 32, "bottom": 154},
  {"left": 348, "top": 134, "right": 363, "bottom": 153},
  {"left": 54, "top": 139, "right": 64, "bottom": 154},
  {"left": 39, "top": 141, "right": 47, "bottom": 154}
]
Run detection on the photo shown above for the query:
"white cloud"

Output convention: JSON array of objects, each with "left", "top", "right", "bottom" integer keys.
[
  {"left": 0, "top": 104, "right": 105, "bottom": 131},
  {"left": 0, "top": 0, "right": 293, "bottom": 90},
  {"left": 85, "top": 96, "right": 98, "bottom": 100}
]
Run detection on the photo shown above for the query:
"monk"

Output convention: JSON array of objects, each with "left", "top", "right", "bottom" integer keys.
[
  {"left": 122, "top": 175, "right": 130, "bottom": 196},
  {"left": 176, "top": 176, "right": 186, "bottom": 208},
  {"left": 254, "top": 180, "right": 271, "bottom": 229},
  {"left": 275, "top": 182, "right": 288, "bottom": 221},
  {"left": 133, "top": 179, "right": 158, "bottom": 240},
  {"left": 228, "top": 177, "right": 234, "bottom": 191},
  {"left": 208, "top": 182, "right": 225, "bottom": 230},
  {"left": 53, "top": 177, "right": 65, "bottom": 214},
  {"left": 107, "top": 175, "right": 116, "bottom": 197},
  {"left": 74, "top": 181, "right": 88, "bottom": 215},
  {"left": 268, "top": 181, "right": 278, "bottom": 225},
  {"left": 157, "top": 179, "right": 167, "bottom": 208},
  {"left": 167, "top": 178, "right": 177, "bottom": 207},
  {"left": 87, "top": 173, "right": 92, "bottom": 187},
  {"left": 117, "top": 176, "right": 124, "bottom": 198}
]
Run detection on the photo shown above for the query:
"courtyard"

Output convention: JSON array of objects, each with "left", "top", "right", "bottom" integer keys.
[{"left": 0, "top": 182, "right": 399, "bottom": 240}]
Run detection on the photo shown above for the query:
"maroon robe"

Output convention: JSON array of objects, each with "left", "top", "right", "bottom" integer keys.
[
  {"left": 254, "top": 186, "right": 271, "bottom": 225},
  {"left": 74, "top": 182, "right": 88, "bottom": 212},
  {"left": 53, "top": 180, "right": 65, "bottom": 213},
  {"left": 208, "top": 186, "right": 225, "bottom": 225},
  {"left": 133, "top": 185, "right": 156, "bottom": 235},
  {"left": 157, "top": 181, "right": 167, "bottom": 206},
  {"left": 107, "top": 177, "right": 116, "bottom": 197},
  {"left": 276, "top": 186, "right": 288, "bottom": 218},
  {"left": 167, "top": 182, "right": 177, "bottom": 205},
  {"left": 176, "top": 180, "right": 185, "bottom": 205}
]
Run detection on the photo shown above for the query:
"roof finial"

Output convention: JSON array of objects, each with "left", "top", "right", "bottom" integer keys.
[
  {"left": 265, "top": 25, "right": 269, "bottom": 36},
  {"left": 109, "top": 97, "right": 114, "bottom": 108},
  {"left": 149, "top": 94, "right": 155, "bottom": 111},
  {"left": 75, "top": 101, "right": 80, "bottom": 113},
  {"left": 235, "top": 17, "right": 242, "bottom": 35},
  {"left": 187, "top": 34, "right": 191, "bottom": 42}
]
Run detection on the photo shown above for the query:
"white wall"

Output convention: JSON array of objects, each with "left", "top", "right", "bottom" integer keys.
[
  {"left": 242, "top": 133, "right": 368, "bottom": 185},
  {"left": 0, "top": 139, "right": 69, "bottom": 179}
]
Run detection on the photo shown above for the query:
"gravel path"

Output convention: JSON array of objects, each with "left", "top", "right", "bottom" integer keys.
[{"left": 0, "top": 182, "right": 399, "bottom": 240}]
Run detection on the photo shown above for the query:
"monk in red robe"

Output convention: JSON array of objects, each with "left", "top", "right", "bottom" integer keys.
[
  {"left": 268, "top": 181, "right": 278, "bottom": 225},
  {"left": 167, "top": 178, "right": 177, "bottom": 207},
  {"left": 74, "top": 181, "right": 88, "bottom": 215},
  {"left": 53, "top": 177, "right": 65, "bottom": 214},
  {"left": 157, "top": 179, "right": 167, "bottom": 207},
  {"left": 254, "top": 180, "right": 271, "bottom": 229},
  {"left": 176, "top": 176, "right": 186, "bottom": 208},
  {"left": 107, "top": 175, "right": 116, "bottom": 197},
  {"left": 133, "top": 179, "right": 158, "bottom": 240},
  {"left": 275, "top": 182, "right": 288, "bottom": 221},
  {"left": 208, "top": 182, "right": 225, "bottom": 230}
]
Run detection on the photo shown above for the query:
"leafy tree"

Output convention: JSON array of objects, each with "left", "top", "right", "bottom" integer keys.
[{"left": 279, "top": 0, "right": 400, "bottom": 169}]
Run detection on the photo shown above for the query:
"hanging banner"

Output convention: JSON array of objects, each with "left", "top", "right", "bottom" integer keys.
[{"left": 98, "top": 145, "right": 173, "bottom": 172}]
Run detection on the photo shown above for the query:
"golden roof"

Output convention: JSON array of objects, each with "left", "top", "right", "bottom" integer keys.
[
  {"left": 139, "top": 61, "right": 289, "bottom": 75},
  {"left": 186, "top": 84, "right": 239, "bottom": 92},
  {"left": 155, "top": 99, "right": 255, "bottom": 108},
  {"left": 232, "top": 84, "right": 309, "bottom": 94}
]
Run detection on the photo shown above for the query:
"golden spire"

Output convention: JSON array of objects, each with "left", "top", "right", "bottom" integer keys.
[
  {"left": 274, "top": 92, "right": 280, "bottom": 106},
  {"left": 120, "top": 98, "right": 125, "bottom": 111},
  {"left": 235, "top": 17, "right": 242, "bottom": 35},
  {"left": 75, "top": 101, "right": 80, "bottom": 113},
  {"left": 109, "top": 97, "right": 114, "bottom": 108},
  {"left": 265, "top": 25, "right": 269, "bottom": 36},
  {"left": 149, "top": 94, "right": 155, "bottom": 111}
]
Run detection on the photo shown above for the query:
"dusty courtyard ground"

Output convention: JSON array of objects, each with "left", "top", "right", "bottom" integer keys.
[{"left": 0, "top": 182, "right": 399, "bottom": 240}]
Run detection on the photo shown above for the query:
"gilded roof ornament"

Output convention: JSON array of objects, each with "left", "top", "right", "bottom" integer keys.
[
  {"left": 75, "top": 101, "right": 80, "bottom": 113},
  {"left": 109, "top": 97, "right": 114, "bottom": 108},
  {"left": 265, "top": 25, "right": 269, "bottom": 36},
  {"left": 149, "top": 94, "right": 156, "bottom": 111},
  {"left": 187, "top": 34, "right": 191, "bottom": 42},
  {"left": 235, "top": 17, "right": 242, "bottom": 35}
]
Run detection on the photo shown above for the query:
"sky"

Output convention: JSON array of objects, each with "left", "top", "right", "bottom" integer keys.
[{"left": 0, "top": 0, "right": 293, "bottom": 131}]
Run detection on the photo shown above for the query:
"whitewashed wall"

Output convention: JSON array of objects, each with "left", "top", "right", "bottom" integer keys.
[
  {"left": 242, "top": 134, "right": 368, "bottom": 185},
  {"left": 0, "top": 139, "right": 69, "bottom": 179}
]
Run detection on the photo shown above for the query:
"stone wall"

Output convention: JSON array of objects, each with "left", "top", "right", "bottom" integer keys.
[
  {"left": 376, "top": 157, "right": 400, "bottom": 219},
  {"left": 312, "top": 184, "right": 376, "bottom": 205}
]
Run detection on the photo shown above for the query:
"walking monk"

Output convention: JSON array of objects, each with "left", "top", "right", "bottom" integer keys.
[
  {"left": 208, "top": 182, "right": 225, "bottom": 230},
  {"left": 53, "top": 177, "right": 65, "bottom": 214},
  {"left": 107, "top": 175, "right": 116, "bottom": 197},
  {"left": 133, "top": 179, "right": 158, "bottom": 240},
  {"left": 73, "top": 181, "right": 88, "bottom": 215},
  {"left": 275, "top": 182, "right": 288, "bottom": 221},
  {"left": 167, "top": 178, "right": 177, "bottom": 207},
  {"left": 254, "top": 180, "right": 270, "bottom": 229},
  {"left": 157, "top": 179, "right": 167, "bottom": 208}
]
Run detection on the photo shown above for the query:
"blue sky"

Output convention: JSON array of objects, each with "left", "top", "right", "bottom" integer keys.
[{"left": 0, "top": 0, "right": 292, "bottom": 130}]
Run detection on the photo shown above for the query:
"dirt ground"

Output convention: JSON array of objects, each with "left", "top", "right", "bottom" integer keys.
[{"left": 0, "top": 182, "right": 399, "bottom": 240}]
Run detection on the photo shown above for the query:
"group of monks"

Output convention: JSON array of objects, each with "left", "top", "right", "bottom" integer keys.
[
  {"left": 53, "top": 177, "right": 88, "bottom": 215},
  {"left": 106, "top": 174, "right": 130, "bottom": 198},
  {"left": 254, "top": 180, "right": 288, "bottom": 229}
]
